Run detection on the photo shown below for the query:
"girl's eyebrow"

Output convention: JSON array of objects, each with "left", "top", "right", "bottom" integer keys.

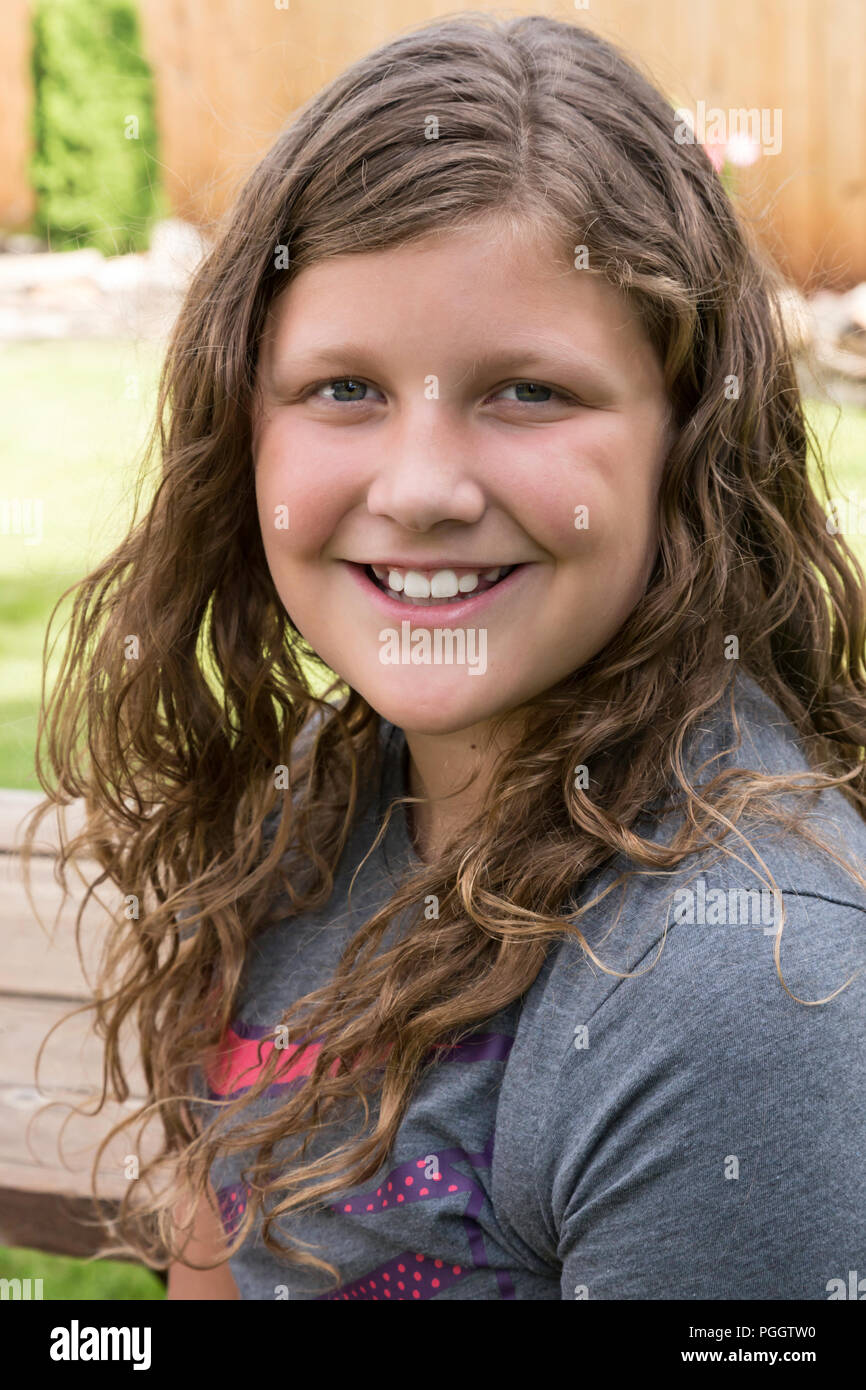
[
  {"left": 271, "top": 342, "right": 624, "bottom": 394},
  {"left": 459, "top": 346, "right": 624, "bottom": 395},
  {"left": 271, "top": 343, "right": 381, "bottom": 374}
]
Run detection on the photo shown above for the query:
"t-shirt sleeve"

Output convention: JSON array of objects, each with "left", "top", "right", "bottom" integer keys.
[{"left": 543, "top": 886, "right": 866, "bottom": 1300}]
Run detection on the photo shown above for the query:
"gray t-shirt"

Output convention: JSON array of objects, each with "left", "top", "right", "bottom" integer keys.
[{"left": 191, "top": 674, "right": 866, "bottom": 1299}]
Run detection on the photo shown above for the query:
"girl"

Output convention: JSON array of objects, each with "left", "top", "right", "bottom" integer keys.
[{"left": 26, "top": 12, "right": 866, "bottom": 1301}]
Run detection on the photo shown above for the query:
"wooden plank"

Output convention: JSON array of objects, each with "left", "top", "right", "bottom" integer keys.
[
  {"left": 8, "top": 1, "right": 866, "bottom": 286},
  {"left": 0, "top": 1069, "right": 166, "bottom": 1258},
  {"left": 0, "top": 1183, "right": 125, "bottom": 1263},
  {"left": 0, "top": 996, "right": 148, "bottom": 1097},
  {"left": 824, "top": 0, "right": 866, "bottom": 287},
  {"left": 0, "top": 787, "right": 166, "bottom": 1259},
  {"left": 0, "top": 1084, "right": 161, "bottom": 1198},
  {"left": 0, "top": 1171, "right": 168, "bottom": 1273},
  {"left": 0, "top": 0, "right": 34, "bottom": 229},
  {"left": 0, "top": 854, "right": 120, "bottom": 998},
  {"left": 0, "top": 850, "right": 116, "bottom": 998},
  {"left": 0, "top": 1155, "right": 130, "bottom": 1201}
]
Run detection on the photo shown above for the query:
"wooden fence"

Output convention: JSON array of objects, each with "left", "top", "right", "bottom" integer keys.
[{"left": 1, "top": 0, "right": 865, "bottom": 288}]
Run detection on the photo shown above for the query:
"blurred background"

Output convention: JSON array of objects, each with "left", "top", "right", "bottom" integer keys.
[{"left": 0, "top": 0, "right": 864, "bottom": 1300}]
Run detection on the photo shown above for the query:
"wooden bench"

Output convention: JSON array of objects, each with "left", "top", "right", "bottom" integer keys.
[{"left": 0, "top": 789, "right": 161, "bottom": 1266}]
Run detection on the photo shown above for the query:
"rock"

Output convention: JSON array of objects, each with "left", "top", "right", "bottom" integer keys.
[
  {"left": 836, "top": 282, "right": 866, "bottom": 356},
  {"left": 0, "top": 220, "right": 210, "bottom": 340},
  {"left": 843, "top": 282, "right": 866, "bottom": 334},
  {"left": 146, "top": 218, "right": 209, "bottom": 287},
  {"left": 0, "top": 232, "right": 49, "bottom": 254},
  {"left": 776, "top": 285, "right": 813, "bottom": 355},
  {"left": 808, "top": 288, "right": 852, "bottom": 346},
  {"left": 0, "top": 248, "right": 105, "bottom": 290},
  {"left": 92, "top": 254, "right": 148, "bottom": 292}
]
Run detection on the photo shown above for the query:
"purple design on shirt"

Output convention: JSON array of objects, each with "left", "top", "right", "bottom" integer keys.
[
  {"left": 320, "top": 1135, "right": 515, "bottom": 1300},
  {"left": 319, "top": 1249, "right": 468, "bottom": 1300},
  {"left": 429, "top": 1032, "right": 514, "bottom": 1065},
  {"left": 216, "top": 1183, "right": 247, "bottom": 1240}
]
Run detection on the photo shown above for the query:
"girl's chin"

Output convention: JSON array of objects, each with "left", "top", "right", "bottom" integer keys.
[{"left": 353, "top": 675, "right": 507, "bottom": 734}]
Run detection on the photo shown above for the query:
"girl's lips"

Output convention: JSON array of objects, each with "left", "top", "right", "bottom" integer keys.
[{"left": 344, "top": 560, "right": 531, "bottom": 625}]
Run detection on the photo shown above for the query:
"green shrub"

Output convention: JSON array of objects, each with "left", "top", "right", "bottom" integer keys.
[{"left": 29, "top": 0, "right": 167, "bottom": 256}]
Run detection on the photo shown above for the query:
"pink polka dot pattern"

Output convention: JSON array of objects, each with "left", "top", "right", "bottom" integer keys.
[
  {"left": 336, "top": 1152, "right": 473, "bottom": 1215},
  {"left": 216, "top": 1182, "right": 249, "bottom": 1239},
  {"left": 319, "top": 1250, "right": 466, "bottom": 1300},
  {"left": 317, "top": 1137, "right": 516, "bottom": 1299}
]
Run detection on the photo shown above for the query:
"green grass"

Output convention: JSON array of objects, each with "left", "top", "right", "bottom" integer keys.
[
  {"left": 807, "top": 397, "right": 866, "bottom": 503},
  {"left": 0, "top": 1243, "right": 165, "bottom": 1300},
  {"left": 0, "top": 337, "right": 335, "bottom": 791},
  {"left": 1, "top": 340, "right": 864, "bottom": 1298},
  {"left": 0, "top": 338, "right": 163, "bottom": 789}
]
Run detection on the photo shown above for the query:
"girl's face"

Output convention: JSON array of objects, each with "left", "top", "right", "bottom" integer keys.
[{"left": 252, "top": 220, "right": 672, "bottom": 735}]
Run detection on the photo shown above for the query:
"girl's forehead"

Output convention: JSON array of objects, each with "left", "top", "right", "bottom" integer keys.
[
  {"left": 275, "top": 216, "right": 572, "bottom": 292},
  {"left": 259, "top": 227, "right": 635, "bottom": 356}
]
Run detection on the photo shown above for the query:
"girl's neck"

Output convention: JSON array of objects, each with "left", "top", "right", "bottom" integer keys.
[{"left": 402, "top": 715, "right": 524, "bottom": 862}]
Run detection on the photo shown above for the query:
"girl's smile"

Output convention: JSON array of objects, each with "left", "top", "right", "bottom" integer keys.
[{"left": 344, "top": 558, "right": 534, "bottom": 624}]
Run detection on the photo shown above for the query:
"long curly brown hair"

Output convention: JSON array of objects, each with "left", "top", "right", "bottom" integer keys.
[{"left": 21, "top": 11, "right": 866, "bottom": 1289}]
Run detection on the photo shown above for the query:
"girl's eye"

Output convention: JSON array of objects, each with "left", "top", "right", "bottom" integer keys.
[
  {"left": 313, "top": 378, "right": 378, "bottom": 404},
  {"left": 494, "top": 381, "right": 565, "bottom": 405}
]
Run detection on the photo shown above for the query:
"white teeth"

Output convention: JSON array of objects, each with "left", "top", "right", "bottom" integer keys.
[
  {"left": 366, "top": 562, "right": 514, "bottom": 603},
  {"left": 400, "top": 568, "right": 480, "bottom": 598},
  {"left": 430, "top": 570, "right": 459, "bottom": 598},
  {"left": 403, "top": 570, "right": 431, "bottom": 599}
]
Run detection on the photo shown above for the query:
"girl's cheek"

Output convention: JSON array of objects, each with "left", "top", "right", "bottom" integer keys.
[
  {"left": 513, "top": 440, "right": 617, "bottom": 560},
  {"left": 254, "top": 432, "right": 349, "bottom": 557},
  {"left": 543, "top": 415, "right": 666, "bottom": 555}
]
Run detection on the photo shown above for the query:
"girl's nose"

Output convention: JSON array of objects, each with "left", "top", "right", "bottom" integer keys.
[{"left": 364, "top": 415, "right": 487, "bottom": 532}]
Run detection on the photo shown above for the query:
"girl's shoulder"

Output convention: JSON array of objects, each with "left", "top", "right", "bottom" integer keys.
[
  {"left": 515, "top": 665, "right": 866, "bottom": 1087},
  {"left": 498, "top": 676, "right": 866, "bottom": 1297},
  {"left": 682, "top": 667, "right": 855, "bottom": 781},
  {"left": 648, "top": 667, "right": 866, "bottom": 873}
]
